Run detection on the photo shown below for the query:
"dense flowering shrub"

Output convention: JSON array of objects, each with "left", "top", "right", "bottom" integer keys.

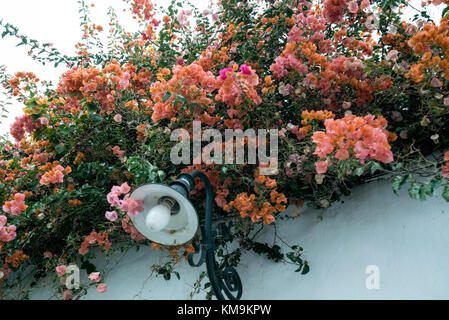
[{"left": 0, "top": 0, "right": 449, "bottom": 299}]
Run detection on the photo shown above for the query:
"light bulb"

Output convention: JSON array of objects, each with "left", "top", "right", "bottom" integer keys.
[{"left": 145, "top": 204, "right": 171, "bottom": 232}]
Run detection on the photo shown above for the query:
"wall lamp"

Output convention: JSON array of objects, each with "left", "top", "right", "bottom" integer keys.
[{"left": 130, "top": 171, "right": 243, "bottom": 300}]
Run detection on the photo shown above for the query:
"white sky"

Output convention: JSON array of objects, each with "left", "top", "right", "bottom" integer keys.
[
  {"left": 0, "top": 0, "right": 442, "bottom": 136},
  {"left": 0, "top": 0, "right": 209, "bottom": 136}
]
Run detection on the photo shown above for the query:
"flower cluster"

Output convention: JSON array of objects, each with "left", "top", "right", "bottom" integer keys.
[
  {"left": 312, "top": 115, "right": 395, "bottom": 169},
  {"left": 39, "top": 162, "right": 71, "bottom": 185},
  {"left": 224, "top": 188, "right": 287, "bottom": 225},
  {"left": 107, "top": 183, "right": 143, "bottom": 216},
  {"left": 79, "top": 231, "right": 112, "bottom": 255},
  {"left": 407, "top": 18, "right": 449, "bottom": 83},
  {"left": 0, "top": 216, "right": 16, "bottom": 242},
  {"left": 2, "top": 193, "right": 27, "bottom": 216},
  {"left": 150, "top": 63, "right": 218, "bottom": 122},
  {"left": 57, "top": 60, "right": 133, "bottom": 114},
  {"left": 215, "top": 64, "right": 262, "bottom": 108}
]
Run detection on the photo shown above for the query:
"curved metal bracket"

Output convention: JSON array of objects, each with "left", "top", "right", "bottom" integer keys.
[{"left": 186, "top": 171, "right": 243, "bottom": 300}]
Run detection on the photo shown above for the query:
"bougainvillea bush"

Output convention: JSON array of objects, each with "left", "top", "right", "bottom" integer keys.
[{"left": 1, "top": 0, "right": 449, "bottom": 299}]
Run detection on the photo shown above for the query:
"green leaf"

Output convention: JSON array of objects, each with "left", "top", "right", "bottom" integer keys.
[
  {"left": 392, "top": 174, "right": 412, "bottom": 195},
  {"left": 443, "top": 186, "right": 449, "bottom": 202},
  {"left": 301, "top": 263, "right": 310, "bottom": 275},
  {"left": 442, "top": 6, "right": 449, "bottom": 18},
  {"left": 408, "top": 183, "right": 421, "bottom": 200},
  {"left": 354, "top": 167, "right": 364, "bottom": 177},
  {"left": 162, "top": 92, "right": 171, "bottom": 103},
  {"left": 86, "top": 102, "right": 98, "bottom": 114},
  {"left": 430, "top": 177, "right": 443, "bottom": 196},
  {"left": 55, "top": 144, "right": 65, "bottom": 154},
  {"left": 370, "top": 162, "right": 381, "bottom": 175}
]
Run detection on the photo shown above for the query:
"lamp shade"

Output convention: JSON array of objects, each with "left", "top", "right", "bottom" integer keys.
[{"left": 129, "top": 183, "right": 199, "bottom": 245}]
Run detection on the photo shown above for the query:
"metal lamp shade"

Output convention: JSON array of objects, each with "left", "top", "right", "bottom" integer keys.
[{"left": 129, "top": 184, "right": 199, "bottom": 245}]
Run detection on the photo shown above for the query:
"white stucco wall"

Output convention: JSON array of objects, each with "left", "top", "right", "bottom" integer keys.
[{"left": 26, "top": 178, "right": 449, "bottom": 300}]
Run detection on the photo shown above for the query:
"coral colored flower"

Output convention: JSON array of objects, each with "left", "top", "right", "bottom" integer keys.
[
  {"left": 40, "top": 165, "right": 67, "bottom": 185},
  {"left": 443, "top": 164, "right": 449, "bottom": 178},
  {"left": 312, "top": 114, "right": 394, "bottom": 164},
  {"left": 3, "top": 193, "right": 28, "bottom": 216},
  {"left": 315, "top": 161, "right": 328, "bottom": 174},
  {"left": 88, "top": 272, "right": 101, "bottom": 283},
  {"left": 444, "top": 151, "right": 449, "bottom": 161},
  {"left": 97, "top": 283, "right": 108, "bottom": 293},
  {"left": 105, "top": 210, "right": 118, "bottom": 222},
  {"left": 112, "top": 146, "right": 125, "bottom": 160},
  {"left": 56, "top": 265, "right": 67, "bottom": 277}
]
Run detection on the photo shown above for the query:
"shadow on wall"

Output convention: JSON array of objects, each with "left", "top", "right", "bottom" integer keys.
[{"left": 28, "top": 179, "right": 449, "bottom": 300}]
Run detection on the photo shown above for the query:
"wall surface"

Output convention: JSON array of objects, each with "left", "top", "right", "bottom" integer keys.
[{"left": 28, "top": 179, "right": 449, "bottom": 300}]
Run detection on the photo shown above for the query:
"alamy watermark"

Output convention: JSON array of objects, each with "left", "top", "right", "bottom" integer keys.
[
  {"left": 65, "top": 264, "right": 80, "bottom": 290},
  {"left": 170, "top": 121, "right": 279, "bottom": 175},
  {"left": 365, "top": 265, "right": 380, "bottom": 290}
]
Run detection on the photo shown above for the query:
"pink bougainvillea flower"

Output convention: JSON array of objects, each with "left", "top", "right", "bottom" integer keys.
[
  {"left": 97, "top": 283, "right": 108, "bottom": 293},
  {"left": 119, "top": 195, "right": 143, "bottom": 216},
  {"left": 43, "top": 251, "right": 53, "bottom": 259},
  {"left": 113, "top": 114, "right": 122, "bottom": 123},
  {"left": 88, "top": 272, "right": 101, "bottom": 283},
  {"left": 56, "top": 265, "right": 67, "bottom": 277},
  {"left": 119, "top": 182, "right": 131, "bottom": 194},
  {"left": 0, "top": 215, "right": 17, "bottom": 242},
  {"left": 342, "top": 101, "right": 352, "bottom": 109},
  {"left": 386, "top": 50, "right": 399, "bottom": 62},
  {"left": 62, "top": 290, "right": 73, "bottom": 300},
  {"left": 348, "top": 1, "right": 359, "bottom": 13},
  {"left": 2, "top": 193, "right": 28, "bottom": 216},
  {"left": 431, "top": 77, "right": 442, "bottom": 87},
  {"left": 105, "top": 210, "right": 118, "bottom": 222},
  {"left": 315, "top": 161, "right": 328, "bottom": 174}
]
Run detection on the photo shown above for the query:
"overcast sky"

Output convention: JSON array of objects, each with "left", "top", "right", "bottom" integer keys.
[{"left": 0, "top": 0, "right": 442, "bottom": 137}]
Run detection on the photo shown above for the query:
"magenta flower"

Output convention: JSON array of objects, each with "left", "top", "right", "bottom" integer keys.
[
  {"left": 240, "top": 64, "right": 251, "bottom": 75},
  {"left": 219, "top": 68, "right": 233, "bottom": 80}
]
